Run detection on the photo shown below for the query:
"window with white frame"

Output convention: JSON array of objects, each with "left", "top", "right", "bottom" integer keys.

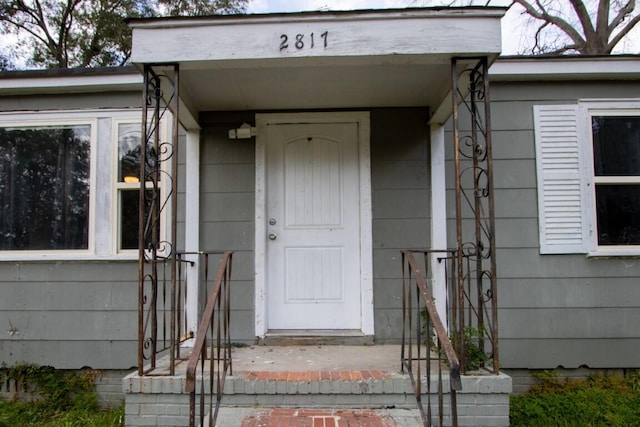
[
  {"left": 114, "top": 119, "right": 165, "bottom": 252},
  {"left": 116, "top": 121, "right": 143, "bottom": 251},
  {"left": 590, "top": 114, "right": 640, "bottom": 247},
  {"left": 534, "top": 101, "right": 640, "bottom": 255},
  {"left": 0, "top": 121, "right": 94, "bottom": 251},
  {"left": 0, "top": 109, "right": 169, "bottom": 259}
]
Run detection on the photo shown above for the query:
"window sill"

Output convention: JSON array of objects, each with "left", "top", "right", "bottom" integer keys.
[
  {"left": 587, "top": 247, "right": 640, "bottom": 258},
  {"left": 0, "top": 253, "right": 139, "bottom": 262}
]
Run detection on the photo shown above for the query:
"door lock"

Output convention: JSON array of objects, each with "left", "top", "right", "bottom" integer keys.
[
  {"left": 269, "top": 218, "right": 277, "bottom": 225},
  {"left": 268, "top": 233, "right": 278, "bottom": 240}
]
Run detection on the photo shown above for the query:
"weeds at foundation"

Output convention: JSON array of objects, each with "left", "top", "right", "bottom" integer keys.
[
  {"left": 451, "top": 326, "right": 488, "bottom": 372},
  {"left": 0, "top": 363, "right": 123, "bottom": 427},
  {"left": 421, "top": 308, "right": 488, "bottom": 372},
  {"left": 510, "top": 369, "right": 640, "bottom": 426}
]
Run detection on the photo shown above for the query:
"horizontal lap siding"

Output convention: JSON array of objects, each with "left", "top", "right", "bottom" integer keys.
[
  {"left": 0, "top": 262, "right": 138, "bottom": 369},
  {"left": 0, "top": 92, "right": 141, "bottom": 112},
  {"left": 451, "top": 81, "right": 640, "bottom": 369},
  {"left": 199, "top": 112, "right": 256, "bottom": 344},
  {"left": 370, "top": 108, "right": 430, "bottom": 343}
]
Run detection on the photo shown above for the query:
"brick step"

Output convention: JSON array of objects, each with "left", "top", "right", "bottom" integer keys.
[
  {"left": 214, "top": 407, "right": 424, "bottom": 426},
  {"left": 220, "top": 369, "right": 416, "bottom": 408}
]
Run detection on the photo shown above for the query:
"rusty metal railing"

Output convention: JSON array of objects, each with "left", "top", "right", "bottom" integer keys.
[
  {"left": 138, "top": 252, "right": 195, "bottom": 375},
  {"left": 452, "top": 56, "right": 499, "bottom": 374},
  {"left": 138, "top": 63, "right": 181, "bottom": 376},
  {"left": 401, "top": 250, "right": 461, "bottom": 427},
  {"left": 186, "top": 251, "right": 233, "bottom": 427}
]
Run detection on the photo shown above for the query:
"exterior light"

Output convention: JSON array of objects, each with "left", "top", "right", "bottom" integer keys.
[{"left": 229, "top": 122, "right": 256, "bottom": 139}]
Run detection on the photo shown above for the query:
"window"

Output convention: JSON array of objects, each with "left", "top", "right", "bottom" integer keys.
[
  {"left": 114, "top": 120, "right": 164, "bottom": 252},
  {"left": 116, "top": 122, "right": 143, "bottom": 250},
  {"left": 534, "top": 101, "right": 640, "bottom": 256},
  {"left": 0, "top": 110, "right": 168, "bottom": 260},
  {"left": 0, "top": 123, "right": 93, "bottom": 251},
  {"left": 591, "top": 115, "right": 640, "bottom": 246}
]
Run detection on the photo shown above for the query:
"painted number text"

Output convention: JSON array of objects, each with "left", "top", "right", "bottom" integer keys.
[{"left": 280, "top": 31, "right": 328, "bottom": 51}]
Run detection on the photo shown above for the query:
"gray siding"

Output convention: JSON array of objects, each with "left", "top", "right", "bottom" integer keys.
[
  {"left": 199, "top": 112, "right": 257, "bottom": 343},
  {"left": 371, "top": 108, "right": 430, "bottom": 342},
  {"left": 0, "top": 92, "right": 141, "bottom": 112},
  {"left": 0, "top": 262, "right": 138, "bottom": 369},
  {"left": 447, "top": 80, "right": 640, "bottom": 369},
  {"left": 198, "top": 108, "right": 431, "bottom": 344}
]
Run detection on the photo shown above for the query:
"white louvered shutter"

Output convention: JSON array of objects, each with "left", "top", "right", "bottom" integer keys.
[{"left": 533, "top": 105, "right": 588, "bottom": 254}]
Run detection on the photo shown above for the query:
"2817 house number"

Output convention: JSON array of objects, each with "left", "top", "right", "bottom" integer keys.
[{"left": 279, "top": 31, "right": 328, "bottom": 51}]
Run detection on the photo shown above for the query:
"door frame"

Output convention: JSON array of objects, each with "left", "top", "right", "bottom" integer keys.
[{"left": 254, "top": 112, "right": 373, "bottom": 338}]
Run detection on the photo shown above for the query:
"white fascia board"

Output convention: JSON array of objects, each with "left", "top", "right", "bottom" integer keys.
[
  {"left": 490, "top": 57, "right": 640, "bottom": 81},
  {"left": 131, "top": 9, "right": 505, "bottom": 64},
  {"left": 0, "top": 73, "right": 143, "bottom": 95},
  {"left": 129, "top": 7, "right": 507, "bottom": 29}
]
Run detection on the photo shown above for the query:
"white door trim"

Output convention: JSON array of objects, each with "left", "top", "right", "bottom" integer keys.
[
  {"left": 429, "top": 124, "right": 448, "bottom": 325},
  {"left": 254, "top": 112, "right": 372, "bottom": 337},
  {"left": 184, "top": 129, "right": 201, "bottom": 342}
]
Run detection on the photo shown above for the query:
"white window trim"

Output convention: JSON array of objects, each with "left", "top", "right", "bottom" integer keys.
[
  {"left": 580, "top": 100, "right": 640, "bottom": 257},
  {"left": 0, "top": 114, "right": 97, "bottom": 258},
  {"left": 534, "top": 100, "right": 640, "bottom": 257},
  {"left": 111, "top": 117, "right": 170, "bottom": 256},
  {"left": 0, "top": 109, "right": 153, "bottom": 261}
]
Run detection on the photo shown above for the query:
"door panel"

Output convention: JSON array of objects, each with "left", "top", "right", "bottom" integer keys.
[{"left": 265, "top": 122, "right": 361, "bottom": 330}]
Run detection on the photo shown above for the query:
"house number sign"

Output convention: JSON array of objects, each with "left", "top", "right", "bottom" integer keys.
[{"left": 279, "top": 31, "right": 329, "bottom": 51}]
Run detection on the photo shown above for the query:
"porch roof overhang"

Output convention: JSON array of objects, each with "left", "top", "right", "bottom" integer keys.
[{"left": 129, "top": 7, "right": 506, "bottom": 129}]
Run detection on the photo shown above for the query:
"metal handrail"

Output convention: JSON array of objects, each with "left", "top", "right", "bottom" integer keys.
[
  {"left": 138, "top": 253, "right": 193, "bottom": 376},
  {"left": 401, "top": 249, "right": 461, "bottom": 427},
  {"left": 185, "top": 251, "right": 233, "bottom": 427}
]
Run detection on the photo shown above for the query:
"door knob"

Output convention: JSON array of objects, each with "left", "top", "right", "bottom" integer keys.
[{"left": 268, "top": 233, "right": 278, "bottom": 240}]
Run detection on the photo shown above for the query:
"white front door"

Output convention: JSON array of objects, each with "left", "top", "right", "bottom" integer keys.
[{"left": 259, "top": 116, "right": 366, "bottom": 331}]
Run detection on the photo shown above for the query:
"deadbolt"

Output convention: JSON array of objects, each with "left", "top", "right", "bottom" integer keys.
[{"left": 269, "top": 218, "right": 277, "bottom": 225}]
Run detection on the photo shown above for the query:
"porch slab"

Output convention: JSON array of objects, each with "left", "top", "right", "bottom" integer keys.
[{"left": 230, "top": 344, "right": 403, "bottom": 372}]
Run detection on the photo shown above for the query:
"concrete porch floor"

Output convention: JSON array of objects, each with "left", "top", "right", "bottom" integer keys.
[
  {"left": 140, "top": 344, "right": 408, "bottom": 376},
  {"left": 229, "top": 344, "right": 404, "bottom": 372}
]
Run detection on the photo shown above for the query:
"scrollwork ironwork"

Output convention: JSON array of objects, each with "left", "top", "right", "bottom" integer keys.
[
  {"left": 138, "top": 64, "right": 181, "bottom": 375},
  {"left": 452, "top": 57, "right": 499, "bottom": 374}
]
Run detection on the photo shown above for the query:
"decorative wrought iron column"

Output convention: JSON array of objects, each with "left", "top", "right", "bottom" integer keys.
[
  {"left": 451, "top": 57, "right": 499, "bottom": 374},
  {"left": 138, "top": 63, "right": 180, "bottom": 375}
]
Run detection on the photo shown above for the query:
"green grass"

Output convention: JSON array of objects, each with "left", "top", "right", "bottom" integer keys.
[
  {"left": 0, "top": 401, "right": 123, "bottom": 427},
  {"left": 510, "top": 370, "right": 640, "bottom": 426},
  {"left": 0, "top": 364, "right": 124, "bottom": 427}
]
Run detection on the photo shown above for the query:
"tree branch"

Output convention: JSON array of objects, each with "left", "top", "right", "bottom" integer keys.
[
  {"left": 595, "top": 0, "right": 611, "bottom": 36},
  {"left": 607, "top": 10, "right": 640, "bottom": 51},
  {"left": 569, "top": 0, "right": 597, "bottom": 39},
  {"left": 513, "top": 0, "right": 587, "bottom": 48},
  {"left": 608, "top": 0, "right": 636, "bottom": 32},
  {"left": 2, "top": 16, "right": 50, "bottom": 47}
]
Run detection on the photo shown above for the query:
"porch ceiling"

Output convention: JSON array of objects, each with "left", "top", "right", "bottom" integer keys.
[
  {"left": 129, "top": 7, "right": 506, "bottom": 127},
  {"left": 179, "top": 55, "right": 453, "bottom": 111}
]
